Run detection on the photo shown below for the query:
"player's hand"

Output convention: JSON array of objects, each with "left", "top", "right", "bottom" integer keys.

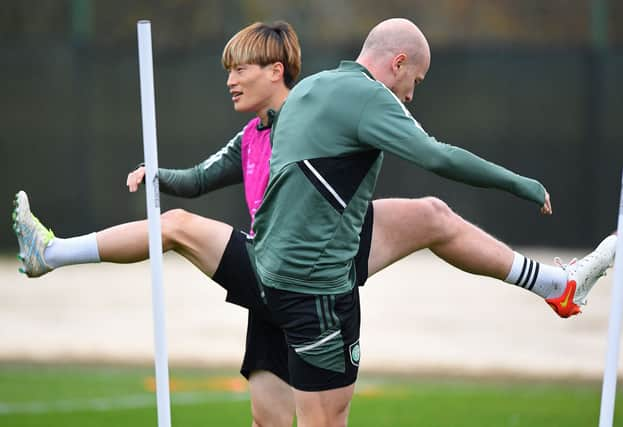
[
  {"left": 540, "top": 191, "right": 552, "bottom": 215},
  {"left": 126, "top": 166, "right": 146, "bottom": 192}
]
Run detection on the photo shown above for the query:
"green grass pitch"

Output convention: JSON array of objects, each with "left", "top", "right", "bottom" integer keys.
[{"left": 0, "top": 363, "right": 620, "bottom": 426}]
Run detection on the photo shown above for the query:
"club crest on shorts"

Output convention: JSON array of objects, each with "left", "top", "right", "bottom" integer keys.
[{"left": 349, "top": 340, "right": 360, "bottom": 366}]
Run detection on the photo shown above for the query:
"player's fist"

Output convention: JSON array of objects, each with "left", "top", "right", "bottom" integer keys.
[{"left": 126, "top": 166, "right": 146, "bottom": 192}]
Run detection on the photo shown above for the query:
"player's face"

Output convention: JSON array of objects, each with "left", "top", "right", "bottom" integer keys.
[
  {"left": 390, "top": 57, "right": 429, "bottom": 104},
  {"left": 227, "top": 64, "right": 276, "bottom": 114}
]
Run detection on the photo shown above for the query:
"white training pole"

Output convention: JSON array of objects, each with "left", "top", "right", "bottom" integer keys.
[
  {"left": 137, "top": 20, "right": 172, "bottom": 427},
  {"left": 599, "top": 169, "right": 623, "bottom": 427}
]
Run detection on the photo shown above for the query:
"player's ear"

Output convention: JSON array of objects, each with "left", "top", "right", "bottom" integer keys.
[
  {"left": 392, "top": 53, "right": 407, "bottom": 74},
  {"left": 270, "top": 62, "right": 285, "bottom": 82}
]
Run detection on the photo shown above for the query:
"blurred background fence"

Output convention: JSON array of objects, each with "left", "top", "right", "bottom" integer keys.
[{"left": 1, "top": 0, "right": 622, "bottom": 251}]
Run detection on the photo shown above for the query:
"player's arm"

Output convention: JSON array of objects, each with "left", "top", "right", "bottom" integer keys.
[
  {"left": 358, "top": 88, "right": 548, "bottom": 210},
  {"left": 127, "top": 129, "right": 244, "bottom": 198}
]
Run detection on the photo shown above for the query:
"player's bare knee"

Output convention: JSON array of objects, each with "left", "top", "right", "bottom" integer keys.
[
  {"left": 160, "top": 209, "right": 191, "bottom": 249},
  {"left": 417, "top": 197, "right": 458, "bottom": 242}
]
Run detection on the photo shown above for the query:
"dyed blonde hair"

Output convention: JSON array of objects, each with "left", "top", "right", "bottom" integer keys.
[{"left": 222, "top": 21, "right": 301, "bottom": 88}]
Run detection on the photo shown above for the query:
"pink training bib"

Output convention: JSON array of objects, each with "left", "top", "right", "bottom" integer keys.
[{"left": 241, "top": 117, "right": 272, "bottom": 236}]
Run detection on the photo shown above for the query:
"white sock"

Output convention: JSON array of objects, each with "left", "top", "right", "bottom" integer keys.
[
  {"left": 505, "top": 252, "right": 567, "bottom": 299},
  {"left": 44, "top": 232, "right": 101, "bottom": 269}
]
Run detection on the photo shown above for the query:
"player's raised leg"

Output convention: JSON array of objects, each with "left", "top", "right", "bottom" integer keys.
[
  {"left": 369, "top": 197, "right": 616, "bottom": 317},
  {"left": 12, "top": 191, "right": 232, "bottom": 278},
  {"left": 369, "top": 197, "right": 514, "bottom": 278},
  {"left": 98, "top": 208, "right": 232, "bottom": 276}
]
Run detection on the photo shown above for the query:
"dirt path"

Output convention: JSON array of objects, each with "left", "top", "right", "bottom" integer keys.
[{"left": 0, "top": 248, "right": 618, "bottom": 380}]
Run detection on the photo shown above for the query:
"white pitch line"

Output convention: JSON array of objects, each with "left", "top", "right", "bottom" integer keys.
[{"left": 0, "top": 391, "right": 249, "bottom": 415}]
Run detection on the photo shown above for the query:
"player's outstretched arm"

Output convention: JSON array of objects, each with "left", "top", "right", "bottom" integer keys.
[
  {"left": 357, "top": 86, "right": 551, "bottom": 211},
  {"left": 125, "top": 164, "right": 210, "bottom": 197},
  {"left": 126, "top": 128, "right": 245, "bottom": 198}
]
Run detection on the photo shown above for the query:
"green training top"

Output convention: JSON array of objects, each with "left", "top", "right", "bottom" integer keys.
[{"left": 252, "top": 60, "right": 546, "bottom": 295}]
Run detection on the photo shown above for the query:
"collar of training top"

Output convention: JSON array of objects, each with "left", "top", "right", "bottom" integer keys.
[
  {"left": 338, "top": 60, "right": 375, "bottom": 80},
  {"left": 257, "top": 109, "right": 276, "bottom": 130}
]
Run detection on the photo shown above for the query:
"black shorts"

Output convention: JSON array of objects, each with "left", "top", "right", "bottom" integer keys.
[
  {"left": 212, "top": 204, "right": 373, "bottom": 390},
  {"left": 262, "top": 285, "right": 361, "bottom": 391}
]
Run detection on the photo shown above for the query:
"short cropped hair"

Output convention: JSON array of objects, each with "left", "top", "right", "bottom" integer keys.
[{"left": 222, "top": 21, "right": 301, "bottom": 88}]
